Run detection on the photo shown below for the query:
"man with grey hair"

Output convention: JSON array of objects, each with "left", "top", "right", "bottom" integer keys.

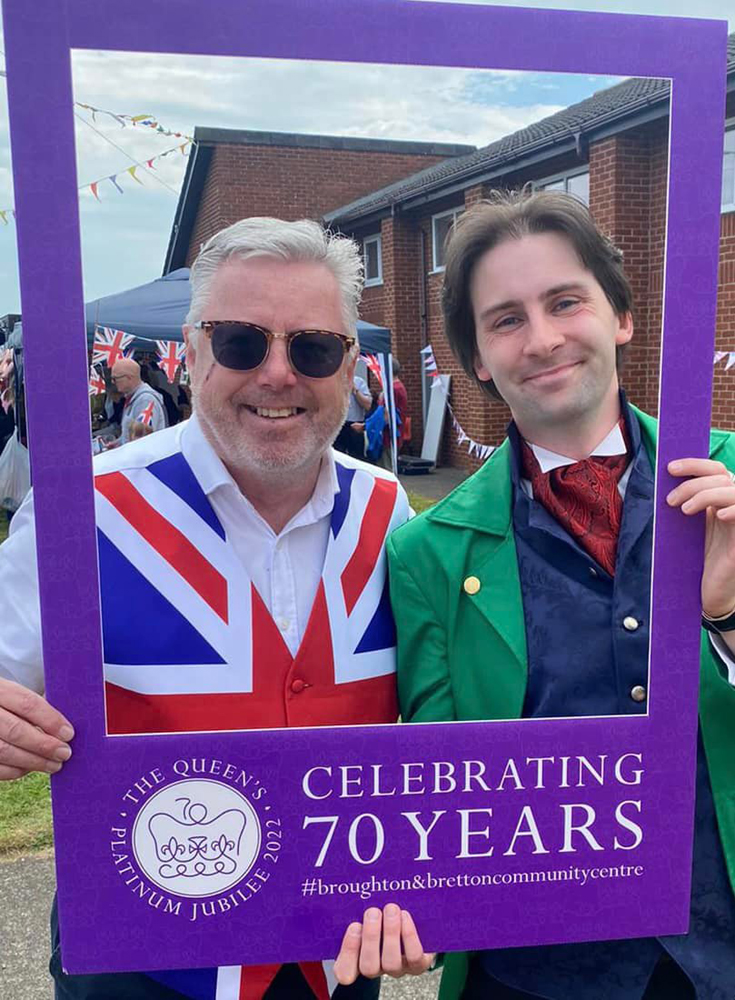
[{"left": 0, "top": 217, "right": 413, "bottom": 999}]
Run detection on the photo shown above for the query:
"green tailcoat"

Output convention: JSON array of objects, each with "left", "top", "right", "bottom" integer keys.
[{"left": 387, "top": 409, "right": 735, "bottom": 999}]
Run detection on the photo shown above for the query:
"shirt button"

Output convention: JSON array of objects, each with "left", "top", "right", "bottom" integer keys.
[
  {"left": 278, "top": 619, "right": 290, "bottom": 632},
  {"left": 630, "top": 685, "right": 647, "bottom": 703},
  {"left": 290, "top": 678, "right": 306, "bottom": 694},
  {"left": 623, "top": 616, "right": 640, "bottom": 632},
  {"left": 464, "top": 576, "right": 481, "bottom": 595}
]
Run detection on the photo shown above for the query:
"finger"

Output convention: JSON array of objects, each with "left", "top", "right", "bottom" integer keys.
[
  {"left": 333, "top": 922, "right": 362, "bottom": 986},
  {"left": 667, "top": 474, "right": 733, "bottom": 506},
  {"left": 358, "top": 907, "right": 383, "bottom": 979},
  {"left": 381, "top": 903, "right": 404, "bottom": 977},
  {"left": 0, "top": 705, "right": 73, "bottom": 765},
  {"left": 680, "top": 488, "right": 735, "bottom": 515},
  {"left": 0, "top": 764, "right": 32, "bottom": 781},
  {"left": 0, "top": 678, "right": 74, "bottom": 742},
  {"left": 401, "top": 910, "right": 434, "bottom": 975},
  {"left": 0, "top": 731, "right": 66, "bottom": 776},
  {"left": 669, "top": 459, "right": 729, "bottom": 479}
]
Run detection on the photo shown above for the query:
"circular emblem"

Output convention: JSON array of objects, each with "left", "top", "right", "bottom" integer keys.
[{"left": 131, "top": 779, "right": 261, "bottom": 898}]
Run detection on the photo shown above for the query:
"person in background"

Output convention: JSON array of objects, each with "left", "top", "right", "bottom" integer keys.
[
  {"left": 111, "top": 357, "right": 167, "bottom": 444},
  {"left": 334, "top": 372, "right": 371, "bottom": 457}
]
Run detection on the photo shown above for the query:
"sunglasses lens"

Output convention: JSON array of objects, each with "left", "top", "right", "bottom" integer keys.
[
  {"left": 211, "top": 323, "right": 268, "bottom": 371},
  {"left": 290, "top": 331, "right": 345, "bottom": 378}
]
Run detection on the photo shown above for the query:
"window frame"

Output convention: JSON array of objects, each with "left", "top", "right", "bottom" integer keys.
[
  {"left": 722, "top": 119, "right": 735, "bottom": 214},
  {"left": 362, "top": 234, "right": 383, "bottom": 287},
  {"left": 431, "top": 207, "right": 463, "bottom": 273},
  {"left": 534, "top": 167, "right": 590, "bottom": 204}
]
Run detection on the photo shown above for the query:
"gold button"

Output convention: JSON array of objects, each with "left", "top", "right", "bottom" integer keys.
[
  {"left": 623, "top": 616, "right": 640, "bottom": 632},
  {"left": 630, "top": 685, "right": 647, "bottom": 703},
  {"left": 463, "top": 576, "right": 481, "bottom": 595}
]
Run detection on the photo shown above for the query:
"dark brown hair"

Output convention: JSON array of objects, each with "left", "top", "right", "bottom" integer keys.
[{"left": 441, "top": 190, "right": 634, "bottom": 401}]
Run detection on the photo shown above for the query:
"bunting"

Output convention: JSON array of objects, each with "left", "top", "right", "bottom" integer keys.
[
  {"left": 75, "top": 103, "right": 193, "bottom": 142},
  {"left": 156, "top": 340, "right": 187, "bottom": 382},
  {"left": 422, "top": 344, "right": 495, "bottom": 462},
  {"left": 0, "top": 140, "right": 191, "bottom": 223},
  {"left": 715, "top": 350, "right": 735, "bottom": 370}
]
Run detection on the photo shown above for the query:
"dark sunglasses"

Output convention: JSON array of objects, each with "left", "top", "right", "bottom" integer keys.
[{"left": 194, "top": 321, "right": 355, "bottom": 379}]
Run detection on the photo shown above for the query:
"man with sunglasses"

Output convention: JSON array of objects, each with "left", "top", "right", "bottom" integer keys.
[{"left": 0, "top": 217, "right": 412, "bottom": 999}]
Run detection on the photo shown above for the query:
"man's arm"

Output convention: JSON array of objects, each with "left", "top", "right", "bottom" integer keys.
[
  {"left": 0, "top": 495, "right": 74, "bottom": 779},
  {"left": 353, "top": 376, "right": 371, "bottom": 414}
]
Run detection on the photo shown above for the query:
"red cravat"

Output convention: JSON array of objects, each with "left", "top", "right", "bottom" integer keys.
[{"left": 520, "top": 421, "right": 631, "bottom": 576}]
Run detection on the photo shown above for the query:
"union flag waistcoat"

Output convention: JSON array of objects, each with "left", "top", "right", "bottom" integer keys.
[{"left": 92, "top": 428, "right": 408, "bottom": 736}]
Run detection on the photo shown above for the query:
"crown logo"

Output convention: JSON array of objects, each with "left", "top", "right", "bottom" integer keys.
[{"left": 148, "top": 797, "right": 248, "bottom": 880}]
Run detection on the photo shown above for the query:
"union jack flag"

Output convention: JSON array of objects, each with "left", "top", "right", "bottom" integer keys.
[
  {"left": 92, "top": 326, "right": 135, "bottom": 367},
  {"left": 155, "top": 339, "right": 187, "bottom": 382},
  {"left": 147, "top": 958, "right": 339, "bottom": 999},
  {"left": 359, "top": 352, "right": 383, "bottom": 386},
  {"left": 93, "top": 440, "right": 405, "bottom": 736},
  {"left": 88, "top": 366, "right": 106, "bottom": 396},
  {"left": 137, "top": 400, "right": 155, "bottom": 426},
  {"left": 92, "top": 434, "right": 407, "bottom": 999}
]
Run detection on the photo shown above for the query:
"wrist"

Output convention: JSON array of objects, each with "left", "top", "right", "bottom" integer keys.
[{"left": 702, "top": 606, "right": 735, "bottom": 633}]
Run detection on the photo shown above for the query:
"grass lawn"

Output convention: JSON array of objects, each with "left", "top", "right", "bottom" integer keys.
[
  {"left": 406, "top": 490, "right": 436, "bottom": 515},
  {"left": 0, "top": 772, "right": 52, "bottom": 855}
]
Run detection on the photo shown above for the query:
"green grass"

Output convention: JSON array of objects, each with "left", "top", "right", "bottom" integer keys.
[
  {"left": 0, "top": 772, "right": 53, "bottom": 855},
  {"left": 0, "top": 514, "right": 9, "bottom": 544},
  {"left": 406, "top": 490, "right": 436, "bottom": 514}
]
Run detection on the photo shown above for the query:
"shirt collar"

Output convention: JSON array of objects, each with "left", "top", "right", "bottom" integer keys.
[
  {"left": 530, "top": 422, "right": 627, "bottom": 474},
  {"left": 180, "top": 411, "right": 338, "bottom": 528}
]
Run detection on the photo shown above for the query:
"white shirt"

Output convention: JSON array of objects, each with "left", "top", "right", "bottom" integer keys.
[
  {"left": 0, "top": 415, "right": 343, "bottom": 693},
  {"left": 521, "top": 422, "right": 631, "bottom": 496},
  {"left": 346, "top": 375, "right": 369, "bottom": 423}
]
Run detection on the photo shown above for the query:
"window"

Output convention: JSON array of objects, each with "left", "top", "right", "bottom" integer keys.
[
  {"left": 432, "top": 208, "right": 462, "bottom": 271},
  {"left": 536, "top": 169, "right": 590, "bottom": 205},
  {"left": 722, "top": 126, "right": 735, "bottom": 212},
  {"left": 363, "top": 235, "right": 382, "bottom": 286}
]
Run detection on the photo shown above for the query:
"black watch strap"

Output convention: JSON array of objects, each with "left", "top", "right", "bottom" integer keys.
[{"left": 702, "top": 610, "right": 735, "bottom": 634}]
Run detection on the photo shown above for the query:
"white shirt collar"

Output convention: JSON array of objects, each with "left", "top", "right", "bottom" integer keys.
[
  {"left": 180, "top": 411, "right": 338, "bottom": 531},
  {"left": 529, "top": 422, "right": 627, "bottom": 474}
]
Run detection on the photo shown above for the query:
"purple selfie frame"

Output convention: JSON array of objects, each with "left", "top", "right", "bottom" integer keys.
[{"left": 2, "top": 0, "right": 728, "bottom": 974}]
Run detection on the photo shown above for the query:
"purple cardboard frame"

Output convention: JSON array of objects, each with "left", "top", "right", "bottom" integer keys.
[{"left": 2, "top": 0, "right": 728, "bottom": 974}]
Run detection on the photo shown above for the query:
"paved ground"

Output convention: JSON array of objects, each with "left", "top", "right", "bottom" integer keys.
[
  {"left": 399, "top": 465, "right": 469, "bottom": 502},
  {"left": 0, "top": 853, "right": 440, "bottom": 1000}
]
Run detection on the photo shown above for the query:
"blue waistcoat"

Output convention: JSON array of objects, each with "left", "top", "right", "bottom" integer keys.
[{"left": 479, "top": 410, "right": 735, "bottom": 1000}]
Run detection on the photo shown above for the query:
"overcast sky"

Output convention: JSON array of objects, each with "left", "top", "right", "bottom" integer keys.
[{"left": 0, "top": 0, "right": 734, "bottom": 317}]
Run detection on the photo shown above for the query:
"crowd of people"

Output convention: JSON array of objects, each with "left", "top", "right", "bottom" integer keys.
[
  {"left": 0, "top": 195, "right": 734, "bottom": 1000},
  {"left": 91, "top": 352, "right": 192, "bottom": 449}
]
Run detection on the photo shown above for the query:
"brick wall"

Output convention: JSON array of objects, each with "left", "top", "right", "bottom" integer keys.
[
  {"left": 184, "top": 143, "right": 452, "bottom": 265},
  {"left": 713, "top": 92, "right": 735, "bottom": 431}
]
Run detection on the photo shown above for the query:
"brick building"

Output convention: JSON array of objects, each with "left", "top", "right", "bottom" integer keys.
[
  {"left": 166, "top": 45, "right": 735, "bottom": 467},
  {"left": 164, "top": 128, "right": 474, "bottom": 272}
]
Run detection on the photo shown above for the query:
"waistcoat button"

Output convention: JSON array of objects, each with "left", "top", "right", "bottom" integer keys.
[
  {"left": 630, "top": 685, "right": 647, "bottom": 703},
  {"left": 464, "top": 576, "right": 481, "bottom": 595},
  {"left": 290, "top": 678, "right": 307, "bottom": 694},
  {"left": 623, "top": 616, "right": 640, "bottom": 632}
]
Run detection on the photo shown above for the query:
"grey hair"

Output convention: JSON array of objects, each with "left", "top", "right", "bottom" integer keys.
[{"left": 186, "top": 217, "right": 363, "bottom": 350}]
